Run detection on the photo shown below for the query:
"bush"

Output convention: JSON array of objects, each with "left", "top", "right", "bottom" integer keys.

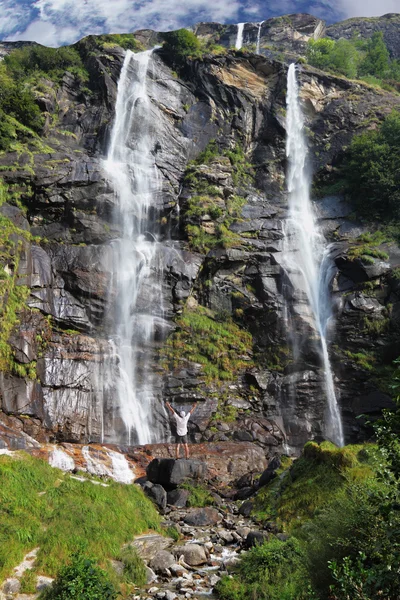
[
  {"left": 41, "top": 553, "right": 117, "bottom": 600},
  {"left": 216, "top": 538, "right": 312, "bottom": 600},
  {"left": 162, "top": 29, "right": 202, "bottom": 66},
  {"left": 4, "top": 45, "right": 86, "bottom": 83}
]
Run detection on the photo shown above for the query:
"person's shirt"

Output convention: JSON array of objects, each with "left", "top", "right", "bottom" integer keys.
[{"left": 173, "top": 412, "right": 191, "bottom": 436}]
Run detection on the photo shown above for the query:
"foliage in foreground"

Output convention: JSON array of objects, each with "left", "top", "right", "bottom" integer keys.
[
  {"left": 216, "top": 538, "right": 313, "bottom": 600},
  {"left": 0, "top": 453, "right": 160, "bottom": 580},
  {"left": 41, "top": 554, "right": 117, "bottom": 600}
]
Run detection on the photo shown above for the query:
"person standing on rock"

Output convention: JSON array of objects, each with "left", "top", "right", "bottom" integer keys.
[{"left": 165, "top": 401, "right": 197, "bottom": 459}]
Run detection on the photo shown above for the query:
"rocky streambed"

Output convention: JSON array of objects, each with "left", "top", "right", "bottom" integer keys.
[{"left": 128, "top": 500, "right": 274, "bottom": 600}]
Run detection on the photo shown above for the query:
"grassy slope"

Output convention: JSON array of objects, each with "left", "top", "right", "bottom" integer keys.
[
  {"left": 252, "top": 441, "right": 378, "bottom": 530},
  {"left": 0, "top": 452, "right": 160, "bottom": 581}
]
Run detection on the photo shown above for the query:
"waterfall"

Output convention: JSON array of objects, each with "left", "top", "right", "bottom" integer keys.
[
  {"left": 256, "top": 21, "right": 264, "bottom": 54},
  {"left": 235, "top": 23, "right": 245, "bottom": 49},
  {"left": 102, "top": 49, "right": 164, "bottom": 445},
  {"left": 284, "top": 64, "right": 344, "bottom": 447}
]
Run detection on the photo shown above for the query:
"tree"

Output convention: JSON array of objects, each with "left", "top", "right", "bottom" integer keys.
[
  {"left": 360, "top": 32, "right": 390, "bottom": 77},
  {"left": 162, "top": 29, "right": 202, "bottom": 67}
]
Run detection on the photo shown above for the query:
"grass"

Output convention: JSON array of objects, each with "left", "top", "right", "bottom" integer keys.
[
  {"left": 252, "top": 442, "right": 377, "bottom": 530},
  {"left": 180, "top": 482, "right": 215, "bottom": 507},
  {"left": 0, "top": 453, "right": 160, "bottom": 581},
  {"left": 160, "top": 303, "right": 253, "bottom": 383},
  {"left": 348, "top": 231, "right": 390, "bottom": 263}
]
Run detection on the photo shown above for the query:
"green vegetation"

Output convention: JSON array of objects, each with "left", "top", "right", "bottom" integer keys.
[
  {"left": 0, "top": 453, "right": 160, "bottom": 581},
  {"left": 343, "top": 111, "right": 400, "bottom": 220},
  {"left": 118, "top": 546, "right": 147, "bottom": 586},
  {"left": 183, "top": 141, "right": 253, "bottom": 253},
  {"left": 216, "top": 538, "right": 312, "bottom": 600},
  {"left": 181, "top": 482, "right": 215, "bottom": 507},
  {"left": 0, "top": 44, "right": 89, "bottom": 151},
  {"left": 307, "top": 32, "right": 400, "bottom": 89},
  {"left": 222, "top": 428, "right": 400, "bottom": 600},
  {"left": 95, "top": 33, "right": 143, "bottom": 52},
  {"left": 42, "top": 554, "right": 117, "bottom": 600},
  {"left": 160, "top": 303, "right": 253, "bottom": 382},
  {"left": 347, "top": 231, "right": 389, "bottom": 263},
  {"left": 162, "top": 29, "right": 226, "bottom": 68}
]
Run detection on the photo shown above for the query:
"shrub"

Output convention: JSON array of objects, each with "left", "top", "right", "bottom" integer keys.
[
  {"left": 4, "top": 45, "right": 86, "bottom": 83},
  {"left": 162, "top": 29, "right": 202, "bottom": 66},
  {"left": 216, "top": 538, "right": 312, "bottom": 600},
  {"left": 41, "top": 553, "right": 117, "bottom": 600}
]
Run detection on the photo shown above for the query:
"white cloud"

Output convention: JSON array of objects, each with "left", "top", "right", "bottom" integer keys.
[
  {"left": 337, "top": 0, "right": 400, "bottom": 18},
  {"left": 2, "top": 0, "right": 244, "bottom": 46}
]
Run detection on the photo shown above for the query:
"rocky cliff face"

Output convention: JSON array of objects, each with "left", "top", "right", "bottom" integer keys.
[{"left": 1, "top": 17, "right": 400, "bottom": 455}]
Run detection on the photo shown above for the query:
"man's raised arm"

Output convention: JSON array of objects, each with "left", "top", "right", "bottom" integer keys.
[
  {"left": 189, "top": 402, "right": 198, "bottom": 415},
  {"left": 165, "top": 401, "right": 175, "bottom": 415}
]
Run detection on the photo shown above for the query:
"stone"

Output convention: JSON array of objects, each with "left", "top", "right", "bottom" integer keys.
[
  {"left": 258, "top": 456, "right": 281, "bottom": 488},
  {"left": 146, "top": 484, "right": 167, "bottom": 511},
  {"left": 183, "top": 507, "right": 222, "bottom": 527},
  {"left": 2, "top": 578, "right": 20, "bottom": 594},
  {"left": 149, "top": 550, "right": 175, "bottom": 573},
  {"left": 210, "top": 574, "right": 221, "bottom": 587},
  {"left": 167, "top": 488, "right": 190, "bottom": 508},
  {"left": 131, "top": 534, "right": 174, "bottom": 561},
  {"left": 164, "top": 591, "right": 177, "bottom": 600},
  {"left": 178, "top": 544, "right": 208, "bottom": 566},
  {"left": 219, "top": 530, "right": 234, "bottom": 544},
  {"left": 147, "top": 459, "right": 206, "bottom": 488},
  {"left": 245, "top": 531, "right": 270, "bottom": 548},
  {"left": 145, "top": 566, "right": 157, "bottom": 584},
  {"left": 239, "top": 501, "right": 253, "bottom": 517}
]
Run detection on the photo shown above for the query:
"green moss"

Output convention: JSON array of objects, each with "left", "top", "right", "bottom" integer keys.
[
  {"left": 344, "top": 350, "right": 376, "bottom": 371},
  {"left": 160, "top": 303, "right": 253, "bottom": 383},
  {"left": 348, "top": 231, "right": 390, "bottom": 262}
]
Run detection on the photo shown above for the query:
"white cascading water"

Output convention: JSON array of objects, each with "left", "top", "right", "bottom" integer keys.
[
  {"left": 256, "top": 21, "right": 264, "bottom": 54},
  {"left": 284, "top": 63, "right": 344, "bottom": 446},
  {"left": 102, "top": 49, "right": 163, "bottom": 445},
  {"left": 235, "top": 23, "right": 245, "bottom": 49}
]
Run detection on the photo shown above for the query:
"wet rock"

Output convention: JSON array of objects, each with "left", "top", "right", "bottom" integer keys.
[
  {"left": 149, "top": 550, "right": 175, "bottom": 574},
  {"left": 145, "top": 566, "right": 157, "bottom": 584},
  {"left": 183, "top": 507, "right": 222, "bottom": 527}
]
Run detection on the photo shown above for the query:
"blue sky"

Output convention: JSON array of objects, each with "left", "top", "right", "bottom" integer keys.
[{"left": 0, "top": 0, "right": 398, "bottom": 47}]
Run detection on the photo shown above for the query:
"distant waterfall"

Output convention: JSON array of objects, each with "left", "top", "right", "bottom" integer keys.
[
  {"left": 256, "top": 21, "right": 263, "bottom": 54},
  {"left": 102, "top": 49, "right": 164, "bottom": 445},
  {"left": 235, "top": 23, "right": 245, "bottom": 49},
  {"left": 284, "top": 64, "right": 344, "bottom": 446}
]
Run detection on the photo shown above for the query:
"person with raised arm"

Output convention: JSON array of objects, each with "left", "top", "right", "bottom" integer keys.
[{"left": 165, "top": 401, "right": 197, "bottom": 459}]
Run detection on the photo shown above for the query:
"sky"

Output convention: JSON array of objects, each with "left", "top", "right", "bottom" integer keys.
[{"left": 0, "top": 0, "right": 399, "bottom": 47}]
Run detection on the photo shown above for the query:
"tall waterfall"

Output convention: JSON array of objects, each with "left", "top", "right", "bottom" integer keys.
[
  {"left": 235, "top": 23, "right": 245, "bottom": 49},
  {"left": 256, "top": 21, "right": 263, "bottom": 54},
  {"left": 284, "top": 64, "right": 344, "bottom": 446},
  {"left": 102, "top": 49, "right": 163, "bottom": 445}
]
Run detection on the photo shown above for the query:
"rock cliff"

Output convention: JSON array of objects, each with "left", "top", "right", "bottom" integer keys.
[{"left": 1, "top": 15, "right": 400, "bottom": 455}]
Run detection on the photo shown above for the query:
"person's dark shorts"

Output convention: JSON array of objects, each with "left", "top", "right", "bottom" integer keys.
[{"left": 175, "top": 434, "right": 188, "bottom": 444}]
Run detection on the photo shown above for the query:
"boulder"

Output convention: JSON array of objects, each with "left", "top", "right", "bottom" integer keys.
[
  {"left": 258, "top": 456, "right": 281, "bottom": 488},
  {"left": 147, "top": 458, "right": 206, "bottom": 488},
  {"left": 245, "top": 531, "right": 270, "bottom": 548},
  {"left": 167, "top": 488, "right": 190, "bottom": 508},
  {"left": 149, "top": 550, "right": 175, "bottom": 573},
  {"left": 239, "top": 500, "right": 254, "bottom": 517},
  {"left": 177, "top": 543, "right": 208, "bottom": 566},
  {"left": 131, "top": 533, "right": 174, "bottom": 561},
  {"left": 146, "top": 483, "right": 167, "bottom": 510},
  {"left": 183, "top": 507, "right": 222, "bottom": 527}
]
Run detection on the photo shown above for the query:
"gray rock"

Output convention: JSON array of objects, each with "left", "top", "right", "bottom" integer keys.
[
  {"left": 183, "top": 507, "right": 222, "bottom": 527},
  {"left": 149, "top": 550, "right": 175, "bottom": 573},
  {"left": 147, "top": 459, "right": 206, "bottom": 488},
  {"left": 167, "top": 488, "right": 190, "bottom": 508},
  {"left": 147, "top": 484, "right": 167, "bottom": 511},
  {"left": 145, "top": 566, "right": 157, "bottom": 584},
  {"left": 245, "top": 531, "right": 270, "bottom": 548},
  {"left": 178, "top": 544, "right": 207, "bottom": 566},
  {"left": 259, "top": 456, "right": 281, "bottom": 488}
]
